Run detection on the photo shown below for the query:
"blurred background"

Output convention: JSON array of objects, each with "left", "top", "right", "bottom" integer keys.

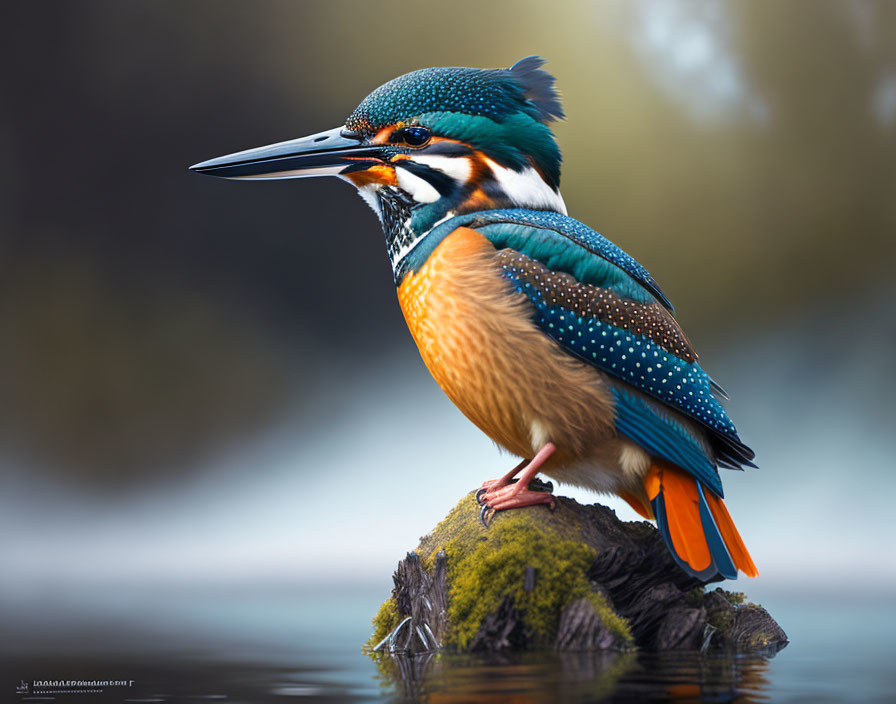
[{"left": 2, "top": 1, "right": 895, "bottom": 689}]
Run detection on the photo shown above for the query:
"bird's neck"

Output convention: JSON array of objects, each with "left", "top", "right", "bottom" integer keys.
[
  {"left": 371, "top": 166, "right": 566, "bottom": 282},
  {"left": 375, "top": 186, "right": 427, "bottom": 277},
  {"left": 373, "top": 186, "right": 470, "bottom": 278}
]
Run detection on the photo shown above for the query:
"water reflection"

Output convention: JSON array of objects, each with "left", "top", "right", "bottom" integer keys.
[
  {"left": 5, "top": 639, "right": 777, "bottom": 703},
  {"left": 372, "top": 649, "right": 775, "bottom": 703},
  {"left": 6, "top": 583, "right": 896, "bottom": 703}
]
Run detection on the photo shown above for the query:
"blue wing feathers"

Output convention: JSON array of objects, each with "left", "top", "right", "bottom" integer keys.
[
  {"left": 515, "top": 276, "right": 756, "bottom": 471},
  {"left": 476, "top": 222, "right": 657, "bottom": 306},
  {"left": 510, "top": 275, "right": 742, "bottom": 441},
  {"left": 430, "top": 208, "right": 674, "bottom": 310},
  {"left": 610, "top": 387, "right": 724, "bottom": 497}
]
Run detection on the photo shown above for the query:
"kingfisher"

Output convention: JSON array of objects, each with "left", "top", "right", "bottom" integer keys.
[{"left": 191, "top": 57, "right": 758, "bottom": 581}]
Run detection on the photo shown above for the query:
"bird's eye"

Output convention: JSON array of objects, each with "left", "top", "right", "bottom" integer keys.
[{"left": 393, "top": 126, "right": 431, "bottom": 148}]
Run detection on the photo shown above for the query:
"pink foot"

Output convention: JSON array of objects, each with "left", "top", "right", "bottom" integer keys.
[
  {"left": 475, "top": 458, "right": 529, "bottom": 504},
  {"left": 488, "top": 488, "right": 555, "bottom": 511},
  {"left": 480, "top": 487, "right": 556, "bottom": 527},
  {"left": 476, "top": 443, "right": 558, "bottom": 526}
]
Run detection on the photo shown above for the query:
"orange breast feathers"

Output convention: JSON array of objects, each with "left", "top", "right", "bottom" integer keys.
[{"left": 395, "top": 227, "right": 616, "bottom": 464}]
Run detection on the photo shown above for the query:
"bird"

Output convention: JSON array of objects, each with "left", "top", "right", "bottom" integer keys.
[{"left": 190, "top": 57, "right": 758, "bottom": 582}]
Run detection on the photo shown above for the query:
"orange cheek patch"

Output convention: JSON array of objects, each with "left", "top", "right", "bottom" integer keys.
[{"left": 344, "top": 164, "right": 397, "bottom": 187}]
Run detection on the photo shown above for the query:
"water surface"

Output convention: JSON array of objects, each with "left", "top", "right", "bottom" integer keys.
[{"left": 2, "top": 582, "right": 893, "bottom": 703}]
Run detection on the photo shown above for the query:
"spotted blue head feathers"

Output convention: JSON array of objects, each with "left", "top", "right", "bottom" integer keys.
[
  {"left": 342, "top": 57, "right": 565, "bottom": 196},
  {"left": 346, "top": 56, "right": 565, "bottom": 131}
]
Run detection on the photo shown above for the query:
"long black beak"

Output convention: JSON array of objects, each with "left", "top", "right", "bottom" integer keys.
[{"left": 189, "top": 126, "right": 384, "bottom": 180}]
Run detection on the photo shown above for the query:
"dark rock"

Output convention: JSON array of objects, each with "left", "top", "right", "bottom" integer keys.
[
  {"left": 732, "top": 603, "right": 788, "bottom": 650},
  {"left": 468, "top": 595, "right": 530, "bottom": 652},
  {"left": 397, "top": 551, "right": 449, "bottom": 644},
  {"left": 556, "top": 598, "right": 628, "bottom": 651},
  {"left": 374, "top": 550, "right": 448, "bottom": 654},
  {"left": 653, "top": 606, "right": 706, "bottom": 650},
  {"left": 367, "top": 493, "right": 788, "bottom": 655}
]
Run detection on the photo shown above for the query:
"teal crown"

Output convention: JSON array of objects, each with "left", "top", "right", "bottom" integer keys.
[{"left": 346, "top": 56, "right": 565, "bottom": 187}]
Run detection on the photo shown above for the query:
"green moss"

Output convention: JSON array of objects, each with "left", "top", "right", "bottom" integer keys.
[
  {"left": 706, "top": 603, "right": 735, "bottom": 633},
  {"left": 585, "top": 592, "right": 633, "bottom": 646},
  {"left": 416, "top": 493, "right": 631, "bottom": 650},
  {"left": 368, "top": 493, "right": 634, "bottom": 652},
  {"left": 719, "top": 589, "right": 747, "bottom": 605},
  {"left": 365, "top": 596, "right": 400, "bottom": 652},
  {"left": 447, "top": 518, "right": 596, "bottom": 648},
  {"left": 417, "top": 492, "right": 587, "bottom": 568}
]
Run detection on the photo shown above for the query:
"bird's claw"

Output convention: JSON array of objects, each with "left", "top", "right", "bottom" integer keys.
[
  {"left": 476, "top": 478, "right": 520, "bottom": 505},
  {"left": 479, "top": 504, "right": 495, "bottom": 528}
]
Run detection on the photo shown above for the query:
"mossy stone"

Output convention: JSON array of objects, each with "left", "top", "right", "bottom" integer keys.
[
  {"left": 367, "top": 492, "right": 786, "bottom": 654},
  {"left": 374, "top": 493, "right": 633, "bottom": 651}
]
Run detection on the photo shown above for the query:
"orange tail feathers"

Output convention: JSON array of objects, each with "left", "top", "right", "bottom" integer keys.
[
  {"left": 702, "top": 489, "right": 758, "bottom": 578},
  {"left": 617, "top": 490, "right": 653, "bottom": 520},
  {"left": 645, "top": 461, "right": 758, "bottom": 580}
]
